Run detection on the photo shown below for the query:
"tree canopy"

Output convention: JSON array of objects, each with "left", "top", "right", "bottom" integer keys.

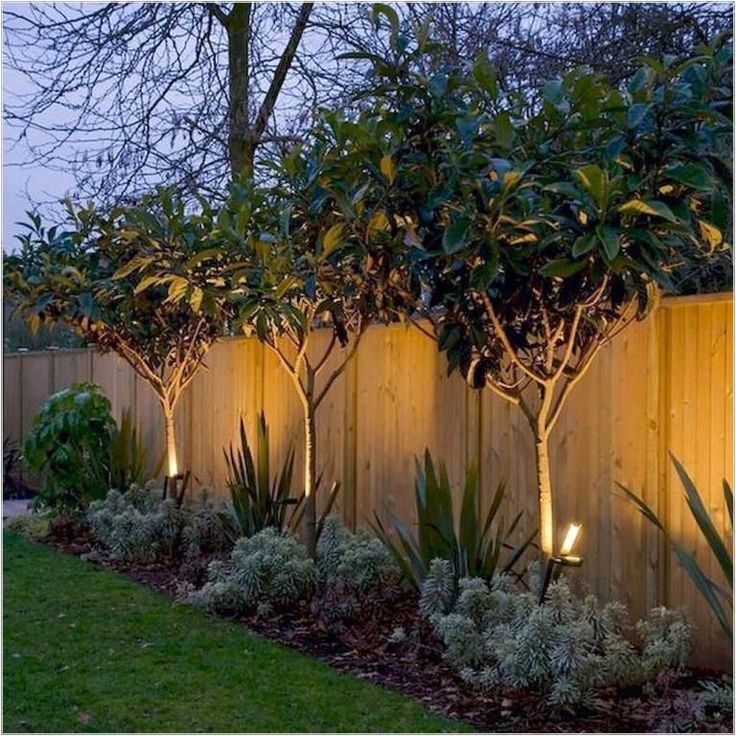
[{"left": 337, "top": 31, "right": 733, "bottom": 555}]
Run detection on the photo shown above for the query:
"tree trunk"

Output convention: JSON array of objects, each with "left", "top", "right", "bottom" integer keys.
[
  {"left": 226, "top": 3, "right": 253, "bottom": 179},
  {"left": 534, "top": 432, "right": 554, "bottom": 560},
  {"left": 162, "top": 401, "right": 179, "bottom": 479},
  {"left": 303, "top": 399, "right": 317, "bottom": 557}
]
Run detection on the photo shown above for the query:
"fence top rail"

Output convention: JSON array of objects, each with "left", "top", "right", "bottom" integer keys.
[
  {"left": 3, "top": 292, "right": 732, "bottom": 359},
  {"left": 2, "top": 346, "right": 97, "bottom": 359},
  {"left": 661, "top": 291, "right": 733, "bottom": 307}
]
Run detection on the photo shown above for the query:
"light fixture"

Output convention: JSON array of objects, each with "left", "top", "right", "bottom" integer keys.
[
  {"left": 560, "top": 523, "right": 582, "bottom": 558},
  {"left": 539, "top": 522, "right": 584, "bottom": 604}
]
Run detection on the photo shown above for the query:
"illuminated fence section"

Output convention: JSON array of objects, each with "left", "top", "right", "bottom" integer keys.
[{"left": 3, "top": 293, "right": 732, "bottom": 667}]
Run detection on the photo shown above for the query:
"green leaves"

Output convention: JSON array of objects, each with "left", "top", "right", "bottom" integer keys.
[
  {"left": 617, "top": 455, "right": 733, "bottom": 644},
  {"left": 472, "top": 53, "right": 498, "bottom": 98},
  {"left": 539, "top": 258, "right": 587, "bottom": 278},
  {"left": 574, "top": 164, "right": 608, "bottom": 210},
  {"left": 442, "top": 217, "right": 471, "bottom": 253},
  {"left": 697, "top": 219, "right": 723, "bottom": 249},
  {"left": 626, "top": 102, "right": 652, "bottom": 129},
  {"left": 662, "top": 162, "right": 713, "bottom": 190},
  {"left": 379, "top": 155, "right": 396, "bottom": 185},
  {"left": 24, "top": 382, "right": 116, "bottom": 511},
  {"left": 372, "top": 450, "right": 534, "bottom": 590},
  {"left": 572, "top": 233, "right": 597, "bottom": 257},
  {"left": 617, "top": 199, "right": 678, "bottom": 223},
  {"left": 596, "top": 225, "right": 620, "bottom": 261},
  {"left": 322, "top": 223, "right": 345, "bottom": 255}
]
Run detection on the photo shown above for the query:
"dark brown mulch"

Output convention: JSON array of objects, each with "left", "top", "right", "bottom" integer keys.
[{"left": 45, "top": 536, "right": 732, "bottom": 734}]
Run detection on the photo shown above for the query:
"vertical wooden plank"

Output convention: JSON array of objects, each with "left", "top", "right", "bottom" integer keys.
[
  {"left": 644, "top": 310, "right": 666, "bottom": 611},
  {"left": 3, "top": 355, "right": 22, "bottom": 443},
  {"left": 51, "top": 349, "right": 92, "bottom": 392},
  {"left": 20, "top": 353, "right": 54, "bottom": 439},
  {"left": 342, "top": 348, "right": 359, "bottom": 531}
]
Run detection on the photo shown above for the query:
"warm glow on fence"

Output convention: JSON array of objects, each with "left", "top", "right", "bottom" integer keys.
[{"left": 560, "top": 523, "right": 582, "bottom": 557}]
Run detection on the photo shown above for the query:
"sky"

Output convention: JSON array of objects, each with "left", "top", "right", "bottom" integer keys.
[{"left": 3, "top": 17, "right": 78, "bottom": 252}]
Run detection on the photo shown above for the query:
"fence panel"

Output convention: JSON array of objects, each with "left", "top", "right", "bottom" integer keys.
[{"left": 3, "top": 294, "right": 732, "bottom": 667}]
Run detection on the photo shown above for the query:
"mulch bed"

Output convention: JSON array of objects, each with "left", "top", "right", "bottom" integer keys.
[{"left": 47, "top": 532, "right": 732, "bottom": 734}]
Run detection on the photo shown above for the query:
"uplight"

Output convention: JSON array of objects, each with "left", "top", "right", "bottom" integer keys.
[{"left": 560, "top": 523, "right": 582, "bottom": 557}]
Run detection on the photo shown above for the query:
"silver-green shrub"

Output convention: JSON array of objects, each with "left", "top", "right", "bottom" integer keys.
[
  {"left": 4, "top": 512, "right": 52, "bottom": 542},
  {"left": 315, "top": 516, "right": 402, "bottom": 626},
  {"left": 182, "top": 496, "right": 231, "bottom": 556},
  {"left": 88, "top": 486, "right": 180, "bottom": 562},
  {"left": 317, "top": 516, "right": 401, "bottom": 594},
  {"left": 421, "top": 567, "right": 693, "bottom": 708},
  {"left": 188, "top": 528, "right": 315, "bottom": 616},
  {"left": 87, "top": 485, "right": 229, "bottom": 563}
]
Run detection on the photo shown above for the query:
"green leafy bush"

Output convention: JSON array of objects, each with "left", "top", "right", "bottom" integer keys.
[
  {"left": 87, "top": 485, "right": 230, "bottom": 563},
  {"left": 315, "top": 516, "right": 402, "bottom": 627},
  {"left": 188, "top": 528, "right": 316, "bottom": 616},
  {"left": 24, "top": 382, "right": 116, "bottom": 510},
  {"left": 421, "top": 568, "right": 692, "bottom": 708},
  {"left": 373, "top": 451, "right": 534, "bottom": 590}
]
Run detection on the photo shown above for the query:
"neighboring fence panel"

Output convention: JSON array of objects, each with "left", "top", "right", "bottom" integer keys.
[{"left": 3, "top": 294, "right": 732, "bottom": 667}]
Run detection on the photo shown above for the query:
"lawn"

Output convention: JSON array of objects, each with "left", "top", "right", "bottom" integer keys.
[{"left": 3, "top": 533, "right": 464, "bottom": 733}]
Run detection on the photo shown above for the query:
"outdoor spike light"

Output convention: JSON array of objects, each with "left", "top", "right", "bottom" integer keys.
[
  {"left": 539, "top": 523, "right": 583, "bottom": 603},
  {"left": 559, "top": 523, "right": 582, "bottom": 559}
]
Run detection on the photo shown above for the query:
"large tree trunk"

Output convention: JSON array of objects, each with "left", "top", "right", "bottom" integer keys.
[
  {"left": 303, "top": 399, "right": 317, "bottom": 557},
  {"left": 226, "top": 3, "right": 253, "bottom": 179},
  {"left": 225, "top": 3, "right": 313, "bottom": 181},
  {"left": 534, "top": 432, "right": 554, "bottom": 560}
]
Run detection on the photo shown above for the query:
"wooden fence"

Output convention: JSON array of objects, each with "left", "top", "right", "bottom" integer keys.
[{"left": 3, "top": 293, "right": 733, "bottom": 667}]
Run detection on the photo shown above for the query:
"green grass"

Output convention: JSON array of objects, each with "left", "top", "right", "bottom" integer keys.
[{"left": 3, "top": 533, "right": 465, "bottom": 733}]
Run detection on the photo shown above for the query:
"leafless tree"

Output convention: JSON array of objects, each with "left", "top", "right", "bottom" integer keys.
[{"left": 3, "top": 2, "right": 336, "bottom": 201}]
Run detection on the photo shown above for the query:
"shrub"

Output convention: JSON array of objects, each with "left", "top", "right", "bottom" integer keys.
[
  {"left": 108, "top": 408, "right": 154, "bottom": 491},
  {"left": 87, "top": 485, "right": 230, "bottom": 564},
  {"left": 3, "top": 437, "right": 33, "bottom": 499},
  {"left": 24, "top": 382, "right": 116, "bottom": 510},
  {"left": 421, "top": 568, "right": 693, "bottom": 708},
  {"left": 4, "top": 513, "right": 52, "bottom": 542},
  {"left": 188, "top": 528, "right": 315, "bottom": 617},
  {"left": 373, "top": 450, "right": 535, "bottom": 591},
  {"left": 87, "top": 486, "right": 180, "bottom": 562},
  {"left": 315, "top": 516, "right": 402, "bottom": 628},
  {"left": 619, "top": 454, "right": 733, "bottom": 644},
  {"left": 223, "top": 413, "right": 299, "bottom": 539}
]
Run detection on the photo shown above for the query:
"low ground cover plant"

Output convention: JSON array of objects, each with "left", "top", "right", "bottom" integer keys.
[
  {"left": 87, "top": 485, "right": 230, "bottom": 565},
  {"left": 315, "top": 516, "right": 403, "bottom": 633},
  {"left": 420, "top": 564, "right": 693, "bottom": 708},
  {"left": 187, "top": 527, "right": 316, "bottom": 616}
]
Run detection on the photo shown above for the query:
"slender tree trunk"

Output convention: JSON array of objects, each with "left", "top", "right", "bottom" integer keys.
[
  {"left": 226, "top": 3, "right": 253, "bottom": 179},
  {"left": 534, "top": 431, "right": 554, "bottom": 560},
  {"left": 303, "top": 400, "right": 317, "bottom": 557},
  {"left": 162, "top": 400, "right": 179, "bottom": 479},
  {"left": 302, "top": 364, "right": 317, "bottom": 557}
]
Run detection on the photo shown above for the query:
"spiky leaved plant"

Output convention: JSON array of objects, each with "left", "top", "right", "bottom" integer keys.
[{"left": 373, "top": 450, "right": 535, "bottom": 591}]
